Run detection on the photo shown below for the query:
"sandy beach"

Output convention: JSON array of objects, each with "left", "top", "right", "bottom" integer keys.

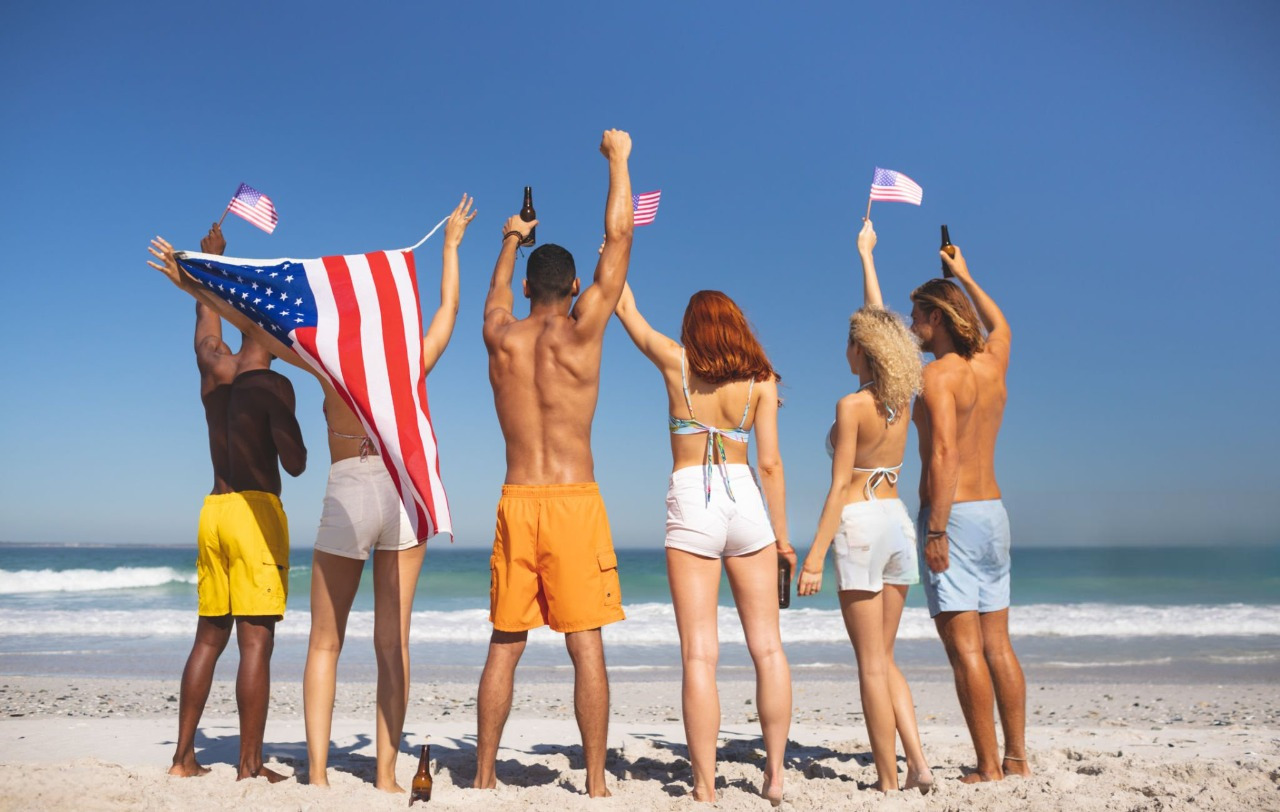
[{"left": 1, "top": 673, "right": 1276, "bottom": 811}]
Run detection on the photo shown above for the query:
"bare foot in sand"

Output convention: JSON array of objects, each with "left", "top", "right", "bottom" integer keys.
[
  {"left": 904, "top": 766, "right": 935, "bottom": 794},
  {"left": 959, "top": 767, "right": 1003, "bottom": 784},
  {"left": 167, "top": 760, "right": 210, "bottom": 778},
  {"left": 586, "top": 781, "right": 613, "bottom": 799},
  {"left": 1003, "top": 756, "right": 1031, "bottom": 777},
  {"left": 376, "top": 780, "right": 406, "bottom": 794},
  {"left": 308, "top": 773, "right": 329, "bottom": 788},
  {"left": 238, "top": 764, "right": 288, "bottom": 783},
  {"left": 761, "top": 771, "right": 784, "bottom": 806}
]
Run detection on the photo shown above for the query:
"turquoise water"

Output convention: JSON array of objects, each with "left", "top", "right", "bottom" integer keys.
[{"left": 1, "top": 543, "right": 1277, "bottom": 681}]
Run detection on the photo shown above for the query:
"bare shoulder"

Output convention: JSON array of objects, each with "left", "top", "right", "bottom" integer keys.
[
  {"left": 837, "top": 389, "right": 874, "bottom": 419},
  {"left": 482, "top": 310, "right": 518, "bottom": 349}
]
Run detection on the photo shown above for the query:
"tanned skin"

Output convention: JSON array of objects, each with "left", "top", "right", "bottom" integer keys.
[
  {"left": 911, "top": 245, "right": 1027, "bottom": 782},
  {"left": 150, "top": 197, "right": 475, "bottom": 790},
  {"left": 474, "top": 129, "right": 633, "bottom": 798},
  {"left": 150, "top": 225, "right": 306, "bottom": 783}
]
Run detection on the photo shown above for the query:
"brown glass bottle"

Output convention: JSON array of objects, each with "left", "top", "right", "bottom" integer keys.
[
  {"left": 940, "top": 225, "right": 956, "bottom": 278},
  {"left": 520, "top": 187, "right": 536, "bottom": 247},
  {"left": 409, "top": 744, "right": 432, "bottom": 804}
]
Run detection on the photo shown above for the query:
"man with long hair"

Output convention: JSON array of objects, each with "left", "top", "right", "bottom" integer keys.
[
  {"left": 910, "top": 245, "right": 1028, "bottom": 782},
  {"left": 475, "top": 129, "right": 633, "bottom": 798}
]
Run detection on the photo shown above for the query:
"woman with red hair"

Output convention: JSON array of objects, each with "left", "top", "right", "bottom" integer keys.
[{"left": 614, "top": 284, "right": 794, "bottom": 805}]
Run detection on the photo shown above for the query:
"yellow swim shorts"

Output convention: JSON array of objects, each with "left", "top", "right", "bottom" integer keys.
[
  {"left": 196, "top": 491, "right": 290, "bottom": 618},
  {"left": 489, "top": 483, "right": 625, "bottom": 634}
]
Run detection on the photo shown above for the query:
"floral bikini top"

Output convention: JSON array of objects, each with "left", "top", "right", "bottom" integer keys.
[
  {"left": 824, "top": 380, "right": 901, "bottom": 501},
  {"left": 669, "top": 349, "right": 753, "bottom": 504}
]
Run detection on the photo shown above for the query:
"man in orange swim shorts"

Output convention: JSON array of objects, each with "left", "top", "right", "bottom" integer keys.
[{"left": 475, "top": 129, "right": 634, "bottom": 798}]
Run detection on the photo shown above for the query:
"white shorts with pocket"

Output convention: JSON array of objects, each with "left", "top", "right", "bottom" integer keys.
[
  {"left": 313, "top": 457, "right": 419, "bottom": 560},
  {"left": 832, "top": 498, "right": 919, "bottom": 592},
  {"left": 665, "top": 464, "right": 775, "bottom": 558}
]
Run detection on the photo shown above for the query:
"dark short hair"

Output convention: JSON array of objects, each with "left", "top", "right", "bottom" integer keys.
[{"left": 526, "top": 244, "right": 576, "bottom": 303}]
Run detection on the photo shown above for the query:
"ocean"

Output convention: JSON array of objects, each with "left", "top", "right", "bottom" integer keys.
[{"left": 1, "top": 543, "right": 1277, "bottom": 684}]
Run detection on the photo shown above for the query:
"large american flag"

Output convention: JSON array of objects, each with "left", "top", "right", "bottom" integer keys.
[
  {"left": 633, "top": 190, "right": 661, "bottom": 226},
  {"left": 227, "top": 183, "right": 279, "bottom": 234},
  {"left": 868, "top": 168, "right": 924, "bottom": 206},
  {"left": 175, "top": 246, "right": 450, "bottom": 541}
]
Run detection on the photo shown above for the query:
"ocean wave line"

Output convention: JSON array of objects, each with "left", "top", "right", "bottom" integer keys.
[{"left": 0, "top": 567, "right": 197, "bottom": 594}]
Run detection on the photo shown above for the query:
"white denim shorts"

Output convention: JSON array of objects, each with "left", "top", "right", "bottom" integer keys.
[
  {"left": 665, "top": 464, "right": 776, "bottom": 558},
  {"left": 313, "top": 457, "right": 419, "bottom": 560},
  {"left": 832, "top": 498, "right": 919, "bottom": 592}
]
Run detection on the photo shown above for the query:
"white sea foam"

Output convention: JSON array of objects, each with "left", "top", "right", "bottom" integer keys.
[
  {"left": 0, "top": 567, "right": 196, "bottom": 594},
  {"left": 0, "top": 602, "right": 1276, "bottom": 642}
]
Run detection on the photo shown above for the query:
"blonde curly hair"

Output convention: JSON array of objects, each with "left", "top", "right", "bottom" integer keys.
[{"left": 849, "top": 306, "right": 923, "bottom": 420}]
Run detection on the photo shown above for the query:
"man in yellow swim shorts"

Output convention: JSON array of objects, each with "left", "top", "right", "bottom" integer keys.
[
  {"left": 475, "top": 129, "right": 634, "bottom": 798},
  {"left": 149, "top": 224, "right": 306, "bottom": 783}
]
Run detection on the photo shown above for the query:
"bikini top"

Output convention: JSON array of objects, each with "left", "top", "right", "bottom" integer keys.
[
  {"left": 323, "top": 401, "right": 373, "bottom": 461},
  {"left": 824, "top": 380, "right": 901, "bottom": 501},
  {"left": 669, "top": 349, "right": 753, "bottom": 504}
]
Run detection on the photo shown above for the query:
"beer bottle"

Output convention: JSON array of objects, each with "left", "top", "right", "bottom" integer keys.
[
  {"left": 777, "top": 554, "right": 792, "bottom": 609},
  {"left": 520, "top": 187, "right": 536, "bottom": 247},
  {"left": 940, "top": 225, "right": 956, "bottom": 278},
  {"left": 409, "top": 744, "right": 432, "bottom": 804}
]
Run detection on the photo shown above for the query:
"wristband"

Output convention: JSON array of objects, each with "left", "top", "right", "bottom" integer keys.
[
  {"left": 926, "top": 530, "right": 947, "bottom": 539},
  {"left": 503, "top": 230, "right": 523, "bottom": 243}
]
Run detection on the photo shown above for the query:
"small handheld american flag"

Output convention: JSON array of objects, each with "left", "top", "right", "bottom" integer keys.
[
  {"left": 868, "top": 168, "right": 923, "bottom": 206},
  {"left": 633, "top": 190, "right": 661, "bottom": 226},
  {"left": 224, "top": 183, "right": 280, "bottom": 234}
]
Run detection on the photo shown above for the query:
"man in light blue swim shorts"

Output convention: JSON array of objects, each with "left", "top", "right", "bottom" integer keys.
[{"left": 910, "top": 244, "right": 1029, "bottom": 783}]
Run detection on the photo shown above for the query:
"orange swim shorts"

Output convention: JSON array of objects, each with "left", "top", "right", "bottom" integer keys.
[{"left": 489, "top": 483, "right": 626, "bottom": 634}]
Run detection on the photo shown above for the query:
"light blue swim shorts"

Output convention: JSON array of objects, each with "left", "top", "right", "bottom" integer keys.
[{"left": 918, "top": 500, "right": 1011, "bottom": 618}]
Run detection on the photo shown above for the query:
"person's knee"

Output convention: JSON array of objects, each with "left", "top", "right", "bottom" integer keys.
[
  {"left": 745, "top": 634, "right": 784, "bottom": 668},
  {"left": 564, "top": 629, "right": 604, "bottom": 662},
  {"left": 682, "top": 639, "right": 719, "bottom": 672},
  {"left": 373, "top": 631, "right": 409, "bottom": 664}
]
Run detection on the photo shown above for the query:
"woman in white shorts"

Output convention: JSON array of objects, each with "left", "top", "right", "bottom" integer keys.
[
  {"left": 614, "top": 283, "right": 794, "bottom": 805},
  {"left": 797, "top": 219, "right": 932, "bottom": 794},
  {"left": 298, "top": 197, "right": 475, "bottom": 791}
]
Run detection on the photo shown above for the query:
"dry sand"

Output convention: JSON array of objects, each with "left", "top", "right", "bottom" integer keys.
[{"left": 0, "top": 675, "right": 1277, "bottom": 811}]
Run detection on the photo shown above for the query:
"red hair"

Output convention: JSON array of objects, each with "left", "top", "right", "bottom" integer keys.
[{"left": 680, "top": 291, "right": 779, "bottom": 384}]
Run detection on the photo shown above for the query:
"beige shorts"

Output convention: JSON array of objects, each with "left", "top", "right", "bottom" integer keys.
[{"left": 313, "top": 458, "right": 419, "bottom": 560}]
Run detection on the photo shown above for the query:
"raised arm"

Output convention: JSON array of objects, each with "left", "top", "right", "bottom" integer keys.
[
  {"left": 422, "top": 194, "right": 476, "bottom": 373},
  {"left": 797, "top": 396, "right": 859, "bottom": 597},
  {"left": 569, "top": 129, "right": 634, "bottom": 336},
  {"left": 750, "top": 379, "right": 795, "bottom": 572},
  {"left": 147, "top": 235, "right": 311, "bottom": 374},
  {"left": 481, "top": 213, "right": 535, "bottom": 346},
  {"left": 613, "top": 281, "right": 680, "bottom": 369},
  {"left": 857, "top": 219, "right": 884, "bottom": 309},
  {"left": 192, "top": 225, "right": 230, "bottom": 369},
  {"left": 944, "top": 246, "right": 1010, "bottom": 364},
  {"left": 920, "top": 367, "right": 961, "bottom": 573}
]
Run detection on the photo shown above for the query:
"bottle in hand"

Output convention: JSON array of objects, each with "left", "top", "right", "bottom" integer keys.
[
  {"left": 520, "top": 187, "right": 536, "bottom": 247},
  {"left": 409, "top": 744, "right": 432, "bottom": 804},
  {"left": 777, "top": 554, "right": 792, "bottom": 609},
  {"left": 940, "top": 225, "right": 956, "bottom": 278}
]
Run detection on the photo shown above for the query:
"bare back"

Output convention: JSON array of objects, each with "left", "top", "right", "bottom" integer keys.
[
  {"left": 487, "top": 314, "right": 606, "bottom": 484},
  {"left": 914, "top": 351, "right": 1005, "bottom": 505},
  {"left": 665, "top": 364, "right": 762, "bottom": 471},
  {"left": 225, "top": 368, "right": 306, "bottom": 495},
  {"left": 197, "top": 336, "right": 239, "bottom": 496}
]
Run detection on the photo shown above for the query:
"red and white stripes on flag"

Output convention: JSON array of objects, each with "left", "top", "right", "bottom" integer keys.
[
  {"left": 175, "top": 245, "right": 450, "bottom": 542},
  {"left": 633, "top": 190, "right": 662, "bottom": 226},
  {"left": 293, "top": 250, "right": 448, "bottom": 541},
  {"left": 868, "top": 168, "right": 924, "bottom": 206},
  {"left": 227, "top": 183, "right": 280, "bottom": 233}
]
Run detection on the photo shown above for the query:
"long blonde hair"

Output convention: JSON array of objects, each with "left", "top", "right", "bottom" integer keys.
[
  {"left": 849, "top": 306, "right": 923, "bottom": 420},
  {"left": 910, "top": 279, "right": 985, "bottom": 359}
]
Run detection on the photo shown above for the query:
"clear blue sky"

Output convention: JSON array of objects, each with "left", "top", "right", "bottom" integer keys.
[{"left": 2, "top": 1, "right": 1278, "bottom": 549}]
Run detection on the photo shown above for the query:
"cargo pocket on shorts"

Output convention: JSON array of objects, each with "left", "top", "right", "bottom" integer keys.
[
  {"left": 489, "top": 554, "right": 499, "bottom": 612},
  {"left": 598, "top": 551, "right": 621, "bottom": 606}
]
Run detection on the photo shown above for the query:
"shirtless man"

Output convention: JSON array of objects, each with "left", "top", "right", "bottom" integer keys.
[
  {"left": 474, "top": 129, "right": 633, "bottom": 798},
  {"left": 151, "top": 225, "right": 307, "bottom": 782},
  {"left": 910, "top": 244, "right": 1027, "bottom": 782}
]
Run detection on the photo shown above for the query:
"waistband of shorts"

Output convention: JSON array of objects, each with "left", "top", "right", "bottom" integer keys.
[
  {"left": 329, "top": 456, "right": 389, "bottom": 475},
  {"left": 203, "top": 491, "right": 282, "bottom": 506},
  {"left": 840, "top": 497, "right": 906, "bottom": 514},
  {"left": 500, "top": 482, "right": 600, "bottom": 499},
  {"left": 670, "top": 464, "right": 754, "bottom": 482}
]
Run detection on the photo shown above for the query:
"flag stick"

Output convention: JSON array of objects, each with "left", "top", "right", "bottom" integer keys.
[
  {"left": 216, "top": 206, "right": 230, "bottom": 228},
  {"left": 864, "top": 197, "right": 873, "bottom": 221}
]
